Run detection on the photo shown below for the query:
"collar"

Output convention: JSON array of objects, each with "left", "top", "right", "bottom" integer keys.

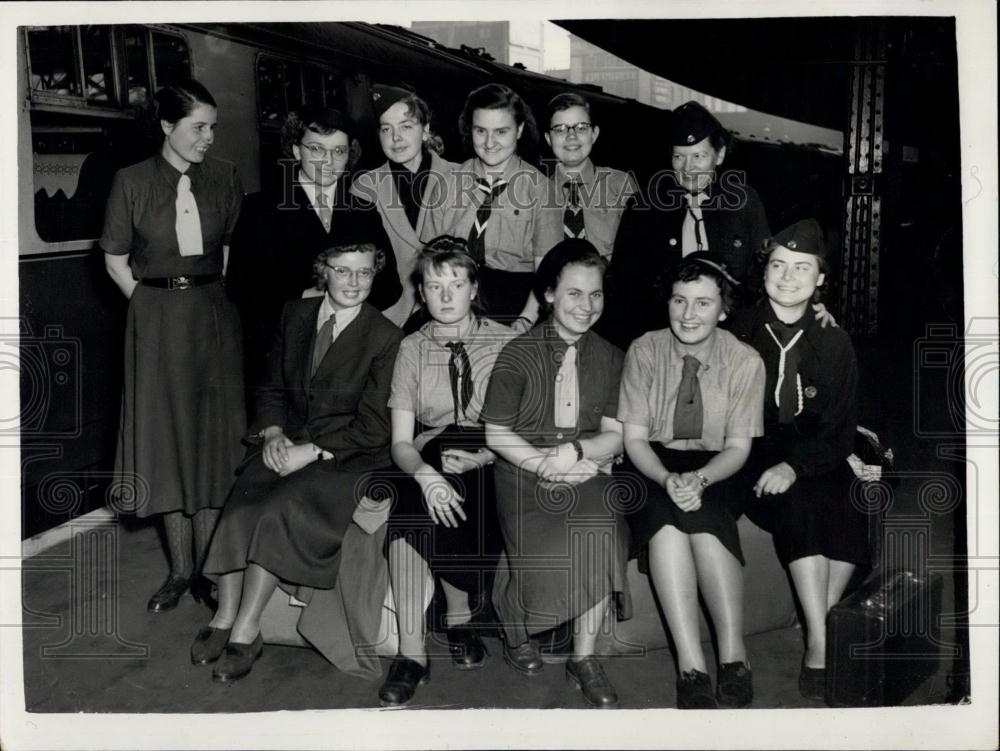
[
  {"left": 762, "top": 298, "right": 815, "bottom": 332},
  {"left": 389, "top": 148, "right": 431, "bottom": 179},
  {"left": 421, "top": 316, "right": 481, "bottom": 347},
  {"left": 556, "top": 159, "right": 596, "bottom": 187},
  {"left": 297, "top": 170, "right": 339, "bottom": 208},
  {"left": 471, "top": 154, "right": 528, "bottom": 184},
  {"left": 666, "top": 326, "right": 721, "bottom": 370},
  {"left": 318, "top": 295, "right": 363, "bottom": 332},
  {"left": 538, "top": 319, "right": 592, "bottom": 356},
  {"left": 155, "top": 152, "right": 202, "bottom": 189}
]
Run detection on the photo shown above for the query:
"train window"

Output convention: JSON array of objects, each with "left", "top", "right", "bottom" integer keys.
[
  {"left": 256, "top": 54, "right": 341, "bottom": 128},
  {"left": 123, "top": 26, "right": 151, "bottom": 106},
  {"left": 151, "top": 32, "right": 191, "bottom": 88},
  {"left": 80, "top": 26, "right": 116, "bottom": 103},
  {"left": 26, "top": 26, "right": 83, "bottom": 98}
]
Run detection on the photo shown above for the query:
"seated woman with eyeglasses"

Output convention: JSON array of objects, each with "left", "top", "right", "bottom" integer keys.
[
  {"left": 193, "top": 241, "right": 403, "bottom": 684},
  {"left": 226, "top": 107, "right": 402, "bottom": 398}
]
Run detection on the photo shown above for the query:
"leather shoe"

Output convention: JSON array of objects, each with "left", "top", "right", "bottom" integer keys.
[
  {"left": 677, "top": 669, "right": 718, "bottom": 709},
  {"left": 379, "top": 657, "right": 430, "bottom": 706},
  {"left": 716, "top": 661, "right": 753, "bottom": 708},
  {"left": 147, "top": 575, "right": 189, "bottom": 612},
  {"left": 212, "top": 634, "right": 263, "bottom": 683},
  {"left": 799, "top": 663, "right": 827, "bottom": 702},
  {"left": 445, "top": 626, "right": 487, "bottom": 670},
  {"left": 503, "top": 639, "right": 543, "bottom": 676},
  {"left": 190, "top": 625, "right": 231, "bottom": 666},
  {"left": 566, "top": 657, "right": 619, "bottom": 708},
  {"left": 539, "top": 621, "right": 572, "bottom": 665}
]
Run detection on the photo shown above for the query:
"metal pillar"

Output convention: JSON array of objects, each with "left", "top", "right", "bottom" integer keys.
[{"left": 841, "top": 21, "right": 887, "bottom": 335}]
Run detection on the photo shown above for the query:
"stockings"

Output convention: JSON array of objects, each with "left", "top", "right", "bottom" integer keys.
[{"left": 161, "top": 507, "right": 223, "bottom": 578}]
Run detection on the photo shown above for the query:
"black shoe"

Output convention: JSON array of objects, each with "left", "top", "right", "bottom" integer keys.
[
  {"left": 677, "top": 669, "right": 718, "bottom": 709},
  {"left": 147, "top": 575, "right": 189, "bottom": 612},
  {"left": 190, "top": 626, "right": 231, "bottom": 666},
  {"left": 503, "top": 639, "right": 543, "bottom": 676},
  {"left": 566, "top": 657, "right": 619, "bottom": 708},
  {"left": 445, "top": 626, "right": 487, "bottom": 670},
  {"left": 189, "top": 574, "right": 218, "bottom": 612},
  {"left": 539, "top": 621, "right": 572, "bottom": 665},
  {"left": 212, "top": 634, "right": 263, "bottom": 683},
  {"left": 799, "top": 663, "right": 827, "bottom": 702},
  {"left": 716, "top": 661, "right": 753, "bottom": 708},
  {"left": 379, "top": 657, "right": 430, "bottom": 706}
]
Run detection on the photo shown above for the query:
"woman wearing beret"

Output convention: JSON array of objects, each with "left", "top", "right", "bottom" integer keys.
[
  {"left": 102, "top": 79, "right": 245, "bottom": 613},
  {"left": 226, "top": 107, "right": 402, "bottom": 395},
  {"left": 482, "top": 238, "right": 631, "bottom": 709},
  {"left": 728, "top": 219, "right": 866, "bottom": 702},
  {"left": 378, "top": 236, "right": 514, "bottom": 706},
  {"left": 350, "top": 85, "right": 459, "bottom": 328},
  {"left": 620, "top": 252, "right": 765, "bottom": 709}
]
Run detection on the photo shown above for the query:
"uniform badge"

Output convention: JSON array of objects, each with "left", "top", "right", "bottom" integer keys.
[
  {"left": 733, "top": 239, "right": 743, "bottom": 248},
  {"left": 804, "top": 386, "right": 817, "bottom": 398},
  {"left": 787, "top": 240, "right": 798, "bottom": 249},
  {"left": 669, "top": 238, "right": 677, "bottom": 246},
  {"left": 373, "top": 91, "right": 381, "bottom": 101},
  {"left": 686, "top": 134, "right": 696, "bottom": 144}
]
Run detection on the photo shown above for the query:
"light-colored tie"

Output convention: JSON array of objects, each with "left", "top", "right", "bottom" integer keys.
[
  {"left": 175, "top": 174, "right": 204, "bottom": 256},
  {"left": 553, "top": 344, "right": 578, "bottom": 429},
  {"left": 681, "top": 191, "right": 708, "bottom": 256}
]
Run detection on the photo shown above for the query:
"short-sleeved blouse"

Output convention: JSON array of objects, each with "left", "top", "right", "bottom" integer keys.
[
  {"left": 388, "top": 317, "right": 514, "bottom": 428},
  {"left": 100, "top": 154, "right": 242, "bottom": 279},
  {"left": 481, "top": 321, "right": 624, "bottom": 448},
  {"left": 618, "top": 327, "right": 765, "bottom": 451}
]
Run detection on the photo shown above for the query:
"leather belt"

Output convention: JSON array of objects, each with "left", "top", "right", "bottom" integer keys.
[{"left": 141, "top": 274, "right": 222, "bottom": 290}]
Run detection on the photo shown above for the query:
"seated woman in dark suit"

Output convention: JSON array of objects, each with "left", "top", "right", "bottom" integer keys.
[
  {"left": 193, "top": 242, "right": 403, "bottom": 683},
  {"left": 226, "top": 107, "right": 402, "bottom": 396}
]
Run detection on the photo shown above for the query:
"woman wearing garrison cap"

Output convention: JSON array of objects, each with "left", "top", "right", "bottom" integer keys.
[
  {"left": 350, "top": 85, "right": 460, "bottom": 327},
  {"left": 728, "top": 219, "right": 866, "bottom": 702},
  {"left": 226, "top": 107, "right": 402, "bottom": 396},
  {"left": 599, "top": 100, "right": 770, "bottom": 350}
]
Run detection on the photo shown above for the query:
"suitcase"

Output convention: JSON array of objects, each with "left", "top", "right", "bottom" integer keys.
[{"left": 826, "top": 567, "right": 945, "bottom": 706}]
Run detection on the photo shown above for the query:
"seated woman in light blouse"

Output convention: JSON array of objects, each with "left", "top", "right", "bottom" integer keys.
[
  {"left": 378, "top": 236, "right": 514, "bottom": 706},
  {"left": 619, "top": 252, "right": 764, "bottom": 709}
]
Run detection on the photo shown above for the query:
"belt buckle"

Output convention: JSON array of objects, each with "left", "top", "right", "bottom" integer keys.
[{"left": 171, "top": 275, "right": 191, "bottom": 290}]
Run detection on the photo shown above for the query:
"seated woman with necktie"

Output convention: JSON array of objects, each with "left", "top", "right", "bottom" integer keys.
[
  {"left": 619, "top": 251, "right": 765, "bottom": 709},
  {"left": 728, "top": 220, "right": 866, "bottom": 702},
  {"left": 192, "top": 242, "right": 403, "bottom": 683},
  {"left": 482, "top": 238, "right": 631, "bottom": 709},
  {"left": 377, "top": 236, "right": 515, "bottom": 706}
]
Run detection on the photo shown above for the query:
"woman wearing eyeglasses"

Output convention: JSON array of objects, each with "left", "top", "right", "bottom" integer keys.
[
  {"left": 226, "top": 107, "right": 402, "bottom": 397},
  {"left": 194, "top": 241, "right": 403, "bottom": 683},
  {"left": 534, "top": 93, "right": 638, "bottom": 262}
]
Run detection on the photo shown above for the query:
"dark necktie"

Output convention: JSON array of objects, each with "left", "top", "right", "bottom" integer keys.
[
  {"left": 445, "top": 340, "right": 473, "bottom": 424},
  {"left": 673, "top": 354, "right": 703, "bottom": 440},
  {"left": 766, "top": 321, "right": 804, "bottom": 423},
  {"left": 467, "top": 177, "right": 508, "bottom": 264},
  {"left": 311, "top": 311, "right": 335, "bottom": 376},
  {"left": 682, "top": 191, "right": 708, "bottom": 254},
  {"left": 563, "top": 180, "right": 585, "bottom": 239}
]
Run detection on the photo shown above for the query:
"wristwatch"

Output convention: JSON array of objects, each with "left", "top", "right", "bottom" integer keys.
[{"left": 694, "top": 470, "right": 710, "bottom": 489}]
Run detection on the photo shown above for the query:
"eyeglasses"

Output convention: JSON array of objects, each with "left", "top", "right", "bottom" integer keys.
[
  {"left": 299, "top": 142, "right": 350, "bottom": 159},
  {"left": 549, "top": 122, "right": 593, "bottom": 137},
  {"left": 325, "top": 264, "right": 375, "bottom": 283}
]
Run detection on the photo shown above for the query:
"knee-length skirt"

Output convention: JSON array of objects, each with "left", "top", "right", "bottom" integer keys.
[{"left": 115, "top": 281, "right": 246, "bottom": 517}]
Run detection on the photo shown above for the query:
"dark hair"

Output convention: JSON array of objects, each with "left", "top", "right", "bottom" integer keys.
[
  {"left": 154, "top": 79, "right": 216, "bottom": 125},
  {"left": 458, "top": 83, "right": 538, "bottom": 156},
  {"left": 413, "top": 236, "right": 486, "bottom": 317},
  {"left": 547, "top": 92, "right": 591, "bottom": 124},
  {"left": 311, "top": 242, "right": 386, "bottom": 290},
  {"left": 387, "top": 93, "right": 445, "bottom": 156},
  {"left": 668, "top": 258, "right": 735, "bottom": 313},
  {"left": 534, "top": 238, "right": 608, "bottom": 320},
  {"left": 282, "top": 108, "right": 362, "bottom": 168}
]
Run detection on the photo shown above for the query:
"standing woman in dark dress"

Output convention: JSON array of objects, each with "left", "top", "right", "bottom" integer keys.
[
  {"left": 378, "top": 237, "right": 514, "bottom": 706},
  {"left": 728, "top": 219, "right": 866, "bottom": 701},
  {"left": 102, "top": 79, "right": 245, "bottom": 613},
  {"left": 225, "top": 107, "right": 401, "bottom": 394},
  {"left": 482, "top": 239, "right": 631, "bottom": 709},
  {"left": 351, "top": 85, "right": 459, "bottom": 327}
]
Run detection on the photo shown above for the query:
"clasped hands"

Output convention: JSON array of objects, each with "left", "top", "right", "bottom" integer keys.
[
  {"left": 663, "top": 471, "right": 705, "bottom": 512},
  {"left": 262, "top": 429, "right": 327, "bottom": 476},
  {"left": 535, "top": 443, "right": 598, "bottom": 487}
]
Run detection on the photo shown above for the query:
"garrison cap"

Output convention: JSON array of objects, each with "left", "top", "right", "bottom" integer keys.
[
  {"left": 371, "top": 84, "right": 416, "bottom": 120},
  {"left": 670, "top": 101, "right": 725, "bottom": 146},
  {"left": 769, "top": 218, "right": 826, "bottom": 257},
  {"left": 682, "top": 250, "right": 740, "bottom": 285}
]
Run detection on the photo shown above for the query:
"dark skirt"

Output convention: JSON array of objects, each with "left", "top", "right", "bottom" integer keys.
[
  {"left": 622, "top": 445, "right": 748, "bottom": 565},
  {"left": 384, "top": 425, "right": 502, "bottom": 595},
  {"left": 478, "top": 267, "right": 534, "bottom": 322},
  {"left": 203, "top": 453, "right": 381, "bottom": 589},
  {"left": 115, "top": 281, "right": 246, "bottom": 517},
  {"left": 743, "top": 437, "right": 871, "bottom": 567},
  {"left": 492, "top": 461, "right": 631, "bottom": 645}
]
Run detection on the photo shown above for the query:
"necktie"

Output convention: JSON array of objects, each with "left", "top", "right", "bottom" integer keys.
[
  {"left": 765, "top": 322, "right": 805, "bottom": 423},
  {"left": 311, "top": 311, "right": 336, "bottom": 376},
  {"left": 681, "top": 191, "right": 708, "bottom": 256},
  {"left": 175, "top": 174, "right": 204, "bottom": 256},
  {"left": 554, "top": 344, "right": 579, "bottom": 429},
  {"left": 563, "top": 180, "right": 585, "bottom": 239},
  {"left": 315, "top": 187, "right": 333, "bottom": 232},
  {"left": 444, "top": 341, "right": 474, "bottom": 424},
  {"left": 673, "top": 355, "right": 704, "bottom": 440},
  {"left": 467, "top": 177, "right": 508, "bottom": 264}
]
